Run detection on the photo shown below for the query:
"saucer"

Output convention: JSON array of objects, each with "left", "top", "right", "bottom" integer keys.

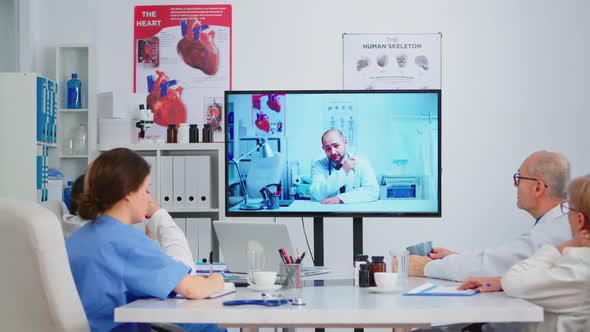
[
  {"left": 368, "top": 287, "right": 402, "bottom": 294},
  {"left": 247, "top": 284, "right": 282, "bottom": 292}
]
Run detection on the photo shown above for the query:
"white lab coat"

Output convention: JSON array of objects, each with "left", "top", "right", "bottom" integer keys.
[
  {"left": 501, "top": 245, "right": 590, "bottom": 332},
  {"left": 62, "top": 208, "right": 196, "bottom": 271},
  {"left": 425, "top": 204, "right": 571, "bottom": 281},
  {"left": 309, "top": 154, "right": 379, "bottom": 204}
]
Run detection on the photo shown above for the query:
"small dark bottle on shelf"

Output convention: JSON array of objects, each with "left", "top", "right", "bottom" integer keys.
[
  {"left": 370, "top": 256, "right": 386, "bottom": 287},
  {"left": 167, "top": 124, "right": 177, "bottom": 143},
  {"left": 189, "top": 124, "right": 199, "bottom": 143},
  {"left": 358, "top": 263, "right": 371, "bottom": 288},
  {"left": 202, "top": 124, "right": 213, "bottom": 143}
]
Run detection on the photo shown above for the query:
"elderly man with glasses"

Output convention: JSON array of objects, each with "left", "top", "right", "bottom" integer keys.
[{"left": 408, "top": 150, "right": 572, "bottom": 282}]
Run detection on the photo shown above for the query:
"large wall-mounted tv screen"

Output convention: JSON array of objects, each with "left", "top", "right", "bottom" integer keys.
[{"left": 224, "top": 90, "right": 441, "bottom": 217}]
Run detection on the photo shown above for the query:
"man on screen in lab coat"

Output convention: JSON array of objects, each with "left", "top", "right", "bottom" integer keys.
[
  {"left": 309, "top": 129, "right": 379, "bottom": 204},
  {"left": 409, "top": 150, "right": 572, "bottom": 281}
]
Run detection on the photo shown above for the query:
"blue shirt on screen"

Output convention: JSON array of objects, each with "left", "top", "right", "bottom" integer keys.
[{"left": 66, "top": 214, "right": 190, "bottom": 332}]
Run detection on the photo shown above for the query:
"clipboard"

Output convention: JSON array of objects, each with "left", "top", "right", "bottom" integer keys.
[
  {"left": 403, "top": 283, "right": 478, "bottom": 297},
  {"left": 206, "top": 282, "right": 236, "bottom": 299}
]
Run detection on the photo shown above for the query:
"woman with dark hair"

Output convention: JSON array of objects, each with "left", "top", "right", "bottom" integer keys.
[{"left": 66, "top": 148, "right": 224, "bottom": 332}]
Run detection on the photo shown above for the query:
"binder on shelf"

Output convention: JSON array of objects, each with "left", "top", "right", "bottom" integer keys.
[
  {"left": 184, "top": 156, "right": 199, "bottom": 209},
  {"left": 36, "top": 77, "right": 46, "bottom": 142},
  {"left": 188, "top": 217, "right": 212, "bottom": 264},
  {"left": 173, "top": 156, "right": 186, "bottom": 208},
  {"left": 143, "top": 156, "right": 158, "bottom": 202},
  {"left": 173, "top": 218, "right": 187, "bottom": 235},
  {"left": 195, "top": 156, "right": 211, "bottom": 208},
  {"left": 185, "top": 218, "right": 199, "bottom": 262},
  {"left": 160, "top": 156, "right": 173, "bottom": 208}
]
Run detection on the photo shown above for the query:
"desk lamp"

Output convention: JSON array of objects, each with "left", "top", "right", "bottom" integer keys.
[{"left": 230, "top": 138, "right": 274, "bottom": 210}]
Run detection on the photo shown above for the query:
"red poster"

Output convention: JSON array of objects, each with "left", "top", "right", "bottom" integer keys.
[{"left": 134, "top": 5, "right": 231, "bottom": 142}]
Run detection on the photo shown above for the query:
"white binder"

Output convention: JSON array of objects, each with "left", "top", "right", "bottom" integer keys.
[
  {"left": 173, "top": 156, "right": 186, "bottom": 208},
  {"left": 160, "top": 156, "right": 173, "bottom": 208},
  {"left": 187, "top": 217, "right": 211, "bottom": 263},
  {"left": 143, "top": 156, "right": 158, "bottom": 202},
  {"left": 195, "top": 156, "right": 211, "bottom": 208},
  {"left": 184, "top": 156, "right": 200, "bottom": 209},
  {"left": 185, "top": 218, "right": 200, "bottom": 263},
  {"left": 173, "top": 218, "right": 186, "bottom": 235}
]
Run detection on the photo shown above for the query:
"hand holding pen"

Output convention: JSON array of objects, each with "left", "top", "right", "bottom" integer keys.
[{"left": 458, "top": 277, "right": 502, "bottom": 293}]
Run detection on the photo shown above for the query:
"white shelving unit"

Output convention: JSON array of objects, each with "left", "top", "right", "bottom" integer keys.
[
  {"left": 0, "top": 73, "right": 58, "bottom": 202},
  {"left": 97, "top": 143, "right": 226, "bottom": 262},
  {"left": 56, "top": 46, "right": 95, "bottom": 184}
]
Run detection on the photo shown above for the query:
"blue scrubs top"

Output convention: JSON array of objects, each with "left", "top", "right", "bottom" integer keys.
[{"left": 66, "top": 214, "right": 190, "bottom": 332}]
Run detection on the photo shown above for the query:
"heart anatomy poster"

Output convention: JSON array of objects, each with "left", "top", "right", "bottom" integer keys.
[
  {"left": 343, "top": 33, "right": 441, "bottom": 90},
  {"left": 134, "top": 5, "right": 232, "bottom": 142}
]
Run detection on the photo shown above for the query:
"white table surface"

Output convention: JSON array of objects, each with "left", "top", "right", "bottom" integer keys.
[{"left": 115, "top": 277, "right": 543, "bottom": 328}]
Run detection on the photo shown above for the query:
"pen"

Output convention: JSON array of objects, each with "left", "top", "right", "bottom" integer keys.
[
  {"left": 475, "top": 282, "right": 491, "bottom": 287},
  {"left": 278, "top": 249, "right": 287, "bottom": 264},
  {"left": 296, "top": 251, "right": 306, "bottom": 264},
  {"left": 281, "top": 247, "right": 292, "bottom": 264}
]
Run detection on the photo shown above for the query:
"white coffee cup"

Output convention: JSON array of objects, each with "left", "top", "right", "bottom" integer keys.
[
  {"left": 249, "top": 271, "right": 277, "bottom": 288},
  {"left": 374, "top": 272, "right": 399, "bottom": 289}
]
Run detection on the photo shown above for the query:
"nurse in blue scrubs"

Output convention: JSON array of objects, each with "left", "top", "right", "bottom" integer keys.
[{"left": 66, "top": 147, "right": 225, "bottom": 332}]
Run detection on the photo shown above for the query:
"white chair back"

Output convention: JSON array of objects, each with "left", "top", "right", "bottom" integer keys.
[{"left": 0, "top": 199, "right": 89, "bottom": 332}]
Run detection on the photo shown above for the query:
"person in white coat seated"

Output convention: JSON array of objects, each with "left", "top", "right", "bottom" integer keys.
[
  {"left": 62, "top": 174, "right": 197, "bottom": 271},
  {"left": 408, "top": 150, "right": 572, "bottom": 281},
  {"left": 460, "top": 174, "right": 590, "bottom": 332},
  {"left": 309, "top": 129, "right": 379, "bottom": 204}
]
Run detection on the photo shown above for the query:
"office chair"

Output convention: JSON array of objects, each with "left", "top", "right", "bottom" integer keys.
[
  {"left": 0, "top": 198, "right": 90, "bottom": 332},
  {"left": 245, "top": 152, "right": 284, "bottom": 200}
]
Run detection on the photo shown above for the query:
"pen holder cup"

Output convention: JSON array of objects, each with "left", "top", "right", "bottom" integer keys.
[{"left": 279, "top": 263, "right": 302, "bottom": 289}]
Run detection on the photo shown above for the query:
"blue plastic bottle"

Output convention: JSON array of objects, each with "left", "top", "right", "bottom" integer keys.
[
  {"left": 63, "top": 180, "right": 74, "bottom": 212},
  {"left": 67, "top": 73, "right": 82, "bottom": 109}
]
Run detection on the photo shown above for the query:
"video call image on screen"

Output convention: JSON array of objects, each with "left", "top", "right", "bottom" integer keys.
[{"left": 225, "top": 90, "right": 441, "bottom": 216}]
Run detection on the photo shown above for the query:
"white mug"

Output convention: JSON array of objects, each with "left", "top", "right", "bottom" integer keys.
[
  {"left": 248, "top": 271, "right": 277, "bottom": 288},
  {"left": 374, "top": 272, "right": 399, "bottom": 290}
]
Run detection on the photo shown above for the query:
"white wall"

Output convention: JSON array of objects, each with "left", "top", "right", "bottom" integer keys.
[
  {"left": 29, "top": 0, "right": 590, "bottom": 275},
  {"left": 0, "top": 0, "right": 19, "bottom": 71}
]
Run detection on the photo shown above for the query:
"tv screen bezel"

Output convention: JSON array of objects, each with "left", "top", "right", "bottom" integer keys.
[{"left": 224, "top": 89, "right": 442, "bottom": 218}]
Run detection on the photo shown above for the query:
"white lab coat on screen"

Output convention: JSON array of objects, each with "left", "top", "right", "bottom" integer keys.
[{"left": 309, "top": 154, "right": 379, "bottom": 204}]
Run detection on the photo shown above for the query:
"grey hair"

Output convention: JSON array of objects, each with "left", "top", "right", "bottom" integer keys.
[{"left": 529, "top": 151, "right": 570, "bottom": 199}]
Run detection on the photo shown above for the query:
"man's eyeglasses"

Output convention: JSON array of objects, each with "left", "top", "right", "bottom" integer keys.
[
  {"left": 513, "top": 173, "right": 548, "bottom": 188},
  {"left": 560, "top": 201, "right": 580, "bottom": 214}
]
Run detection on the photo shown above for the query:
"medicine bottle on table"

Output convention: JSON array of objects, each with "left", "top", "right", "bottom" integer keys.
[
  {"left": 167, "top": 124, "right": 177, "bottom": 143},
  {"left": 354, "top": 254, "right": 369, "bottom": 287},
  {"left": 358, "top": 263, "right": 370, "bottom": 288},
  {"left": 370, "top": 256, "right": 386, "bottom": 287}
]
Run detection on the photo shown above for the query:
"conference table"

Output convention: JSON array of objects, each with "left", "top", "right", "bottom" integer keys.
[{"left": 115, "top": 277, "right": 543, "bottom": 331}]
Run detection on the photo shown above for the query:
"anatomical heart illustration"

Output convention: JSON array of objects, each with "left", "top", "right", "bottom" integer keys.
[
  {"left": 146, "top": 70, "right": 187, "bottom": 127},
  {"left": 177, "top": 19, "right": 219, "bottom": 75},
  {"left": 252, "top": 94, "right": 286, "bottom": 137},
  {"left": 134, "top": 4, "right": 231, "bottom": 141}
]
